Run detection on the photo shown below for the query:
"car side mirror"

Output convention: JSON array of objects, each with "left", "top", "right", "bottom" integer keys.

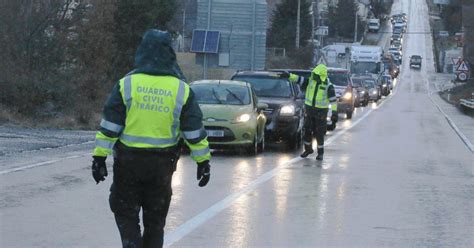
[{"left": 257, "top": 103, "right": 268, "bottom": 111}]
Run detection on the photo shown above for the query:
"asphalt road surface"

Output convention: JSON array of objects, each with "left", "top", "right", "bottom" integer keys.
[{"left": 1, "top": 0, "right": 473, "bottom": 247}]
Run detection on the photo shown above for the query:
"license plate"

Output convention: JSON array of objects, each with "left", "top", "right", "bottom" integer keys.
[{"left": 206, "top": 130, "right": 224, "bottom": 137}]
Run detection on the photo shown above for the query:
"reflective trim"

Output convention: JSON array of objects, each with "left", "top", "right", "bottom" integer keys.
[
  {"left": 298, "top": 76, "right": 304, "bottom": 85},
  {"left": 191, "top": 147, "right": 210, "bottom": 157},
  {"left": 100, "top": 119, "right": 124, "bottom": 133},
  {"left": 124, "top": 76, "right": 132, "bottom": 110},
  {"left": 304, "top": 141, "right": 312, "bottom": 145},
  {"left": 96, "top": 139, "right": 115, "bottom": 150},
  {"left": 317, "top": 145, "right": 324, "bottom": 148},
  {"left": 120, "top": 134, "right": 178, "bottom": 146},
  {"left": 329, "top": 96, "right": 337, "bottom": 102},
  {"left": 183, "top": 128, "right": 204, "bottom": 140},
  {"left": 171, "top": 80, "right": 186, "bottom": 137}
]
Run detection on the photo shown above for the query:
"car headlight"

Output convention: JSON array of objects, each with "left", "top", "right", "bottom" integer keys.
[
  {"left": 383, "top": 84, "right": 387, "bottom": 88},
  {"left": 360, "top": 90, "right": 366, "bottom": 94},
  {"left": 236, "top": 113, "right": 251, "bottom": 122},
  {"left": 342, "top": 92, "right": 352, "bottom": 100},
  {"left": 280, "top": 105, "right": 295, "bottom": 116},
  {"left": 371, "top": 89, "right": 377, "bottom": 94}
]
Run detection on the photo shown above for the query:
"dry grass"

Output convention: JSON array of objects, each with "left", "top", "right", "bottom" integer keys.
[{"left": 177, "top": 52, "right": 236, "bottom": 82}]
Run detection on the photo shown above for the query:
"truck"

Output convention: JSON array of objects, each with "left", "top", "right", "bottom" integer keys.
[
  {"left": 350, "top": 45, "right": 384, "bottom": 76},
  {"left": 368, "top": 18, "right": 380, "bottom": 33}
]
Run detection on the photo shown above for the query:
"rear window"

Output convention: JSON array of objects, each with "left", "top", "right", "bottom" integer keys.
[
  {"left": 328, "top": 71, "right": 350, "bottom": 86},
  {"left": 231, "top": 75, "right": 292, "bottom": 98}
]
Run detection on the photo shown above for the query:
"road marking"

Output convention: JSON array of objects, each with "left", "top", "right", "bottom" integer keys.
[
  {"left": 0, "top": 154, "right": 89, "bottom": 175},
  {"left": 164, "top": 90, "right": 397, "bottom": 247},
  {"left": 426, "top": 79, "right": 474, "bottom": 152}
]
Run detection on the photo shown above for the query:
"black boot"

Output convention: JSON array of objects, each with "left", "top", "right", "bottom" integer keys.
[
  {"left": 316, "top": 147, "right": 324, "bottom": 160},
  {"left": 300, "top": 145, "right": 314, "bottom": 158}
]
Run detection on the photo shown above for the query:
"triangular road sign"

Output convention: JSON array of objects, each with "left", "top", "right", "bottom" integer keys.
[
  {"left": 456, "top": 60, "right": 470, "bottom": 72},
  {"left": 451, "top": 57, "right": 460, "bottom": 66}
]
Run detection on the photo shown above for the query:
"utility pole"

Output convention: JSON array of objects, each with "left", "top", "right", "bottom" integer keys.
[
  {"left": 354, "top": 12, "right": 358, "bottom": 43},
  {"left": 182, "top": 8, "right": 186, "bottom": 52},
  {"left": 296, "top": 0, "right": 301, "bottom": 49}
]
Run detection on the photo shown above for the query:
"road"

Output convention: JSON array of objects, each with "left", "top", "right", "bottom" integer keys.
[{"left": 1, "top": 0, "right": 473, "bottom": 247}]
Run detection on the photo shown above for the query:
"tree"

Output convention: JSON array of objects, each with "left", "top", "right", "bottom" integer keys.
[
  {"left": 327, "top": 0, "right": 364, "bottom": 40},
  {"left": 267, "top": 0, "right": 312, "bottom": 51},
  {"left": 113, "top": 0, "right": 177, "bottom": 76}
]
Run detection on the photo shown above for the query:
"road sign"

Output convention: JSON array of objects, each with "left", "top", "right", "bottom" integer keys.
[
  {"left": 457, "top": 72, "right": 468, "bottom": 82},
  {"left": 438, "top": 31, "right": 449, "bottom": 37},
  {"left": 451, "top": 57, "right": 460, "bottom": 66},
  {"left": 315, "top": 26, "right": 328, "bottom": 36},
  {"left": 456, "top": 60, "right": 470, "bottom": 72}
]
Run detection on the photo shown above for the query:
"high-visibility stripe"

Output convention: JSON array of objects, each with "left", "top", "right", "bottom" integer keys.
[
  {"left": 329, "top": 96, "right": 337, "bottom": 102},
  {"left": 171, "top": 81, "right": 186, "bottom": 137},
  {"left": 124, "top": 76, "right": 132, "bottom": 110},
  {"left": 100, "top": 119, "right": 124, "bottom": 133},
  {"left": 298, "top": 76, "right": 304, "bottom": 85},
  {"left": 96, "top": 139, "right": 115, "bottom": 150},
  {"left": 317, "top": 145, "right": 324, "bottom": 148},
  {"left": 304, "top": 141, "right": 312, "bottom": 145},
  {"left": 120, "top": 134, "right": 178, "bottom": 146},
  {"left": 183, "top": 128, "right": 204, "bottom": 140},
  {"left": 191, "top": 147, "right": 210, "bottom": 157}
]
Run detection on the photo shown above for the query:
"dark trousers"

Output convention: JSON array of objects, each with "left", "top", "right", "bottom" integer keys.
[
  {"left": 109, "top": 147, "right": 177, "bottom": 248},
  {"left": 303, "top": 107, "right": 327, "bottom": 150}
]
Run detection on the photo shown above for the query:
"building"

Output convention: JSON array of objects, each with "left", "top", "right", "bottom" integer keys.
[{"left": 195, "top": 0, "right": 267, "bottom": 70}]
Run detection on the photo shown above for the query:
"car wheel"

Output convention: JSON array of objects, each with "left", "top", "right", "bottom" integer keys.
[
  {"left": 245, "top": 135, "right": 258, "bottom": 156},
  {"left": 327, "top": 123, "right": 336, "bottom": 131},
  {"left": 257, "top": 129, "right": 265, "bottom": 153},
  {"left": 287, "top": 130, "right": 301, "bottom": 150},
  {"left": 346, "top": 110, "right": 353, "bottom": 119}
]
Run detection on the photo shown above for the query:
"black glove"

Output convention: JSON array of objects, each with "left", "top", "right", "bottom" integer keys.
[
  {"left": 197, "top": 160, "right": 211, "bottom": 187},
  {"left": 92, "top": 156, "right": 107, "bottom": 184},
  {"left": 279, "top": 71, "right": 290, "bottom": 79},
  {"left": 331, "top": 111, "right": 338, "bottom": 122}
]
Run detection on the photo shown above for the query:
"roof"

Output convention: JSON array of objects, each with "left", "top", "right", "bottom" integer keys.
[{"left": 190, "top": 80, "right": 249, "bottom": 87}]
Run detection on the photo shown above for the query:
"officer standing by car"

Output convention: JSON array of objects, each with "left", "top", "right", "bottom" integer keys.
[
  {"left": 280, "top": 64, "right": 338, "bottom": 160},
  {"left": 91, "top": 29, "right": 211, "bottom": 248}
]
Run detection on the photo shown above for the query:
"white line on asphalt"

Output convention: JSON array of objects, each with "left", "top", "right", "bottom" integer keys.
[
  {"left": 0, "top": 154, "right": 89, "bottom": 175},
  {"left": 163, "top": 90, "right": 397, "bottom": 247},
  {"left": 425, "top": 79, "right": 474, "bottom": 152}
]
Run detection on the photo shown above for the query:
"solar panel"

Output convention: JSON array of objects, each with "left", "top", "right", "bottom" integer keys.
[
  {"left": 190, "top": 29, "right": 220, "bottom": 53},
  {"left": 204, "top": 31, "right": 220, "bottom": 53},
  {"left": 190, "top": 30, "right": 206, "bottom": 53}
]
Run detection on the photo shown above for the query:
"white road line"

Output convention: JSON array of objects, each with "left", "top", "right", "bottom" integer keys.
[
  {"left": 426, "top": 79, "right": 474, "bottom": 152},
  {"left": 0, "top": 154, "right": 89, "bottom": 175},
  {"left": 163, "top": 90, "right": 397, "bottom": 247}
]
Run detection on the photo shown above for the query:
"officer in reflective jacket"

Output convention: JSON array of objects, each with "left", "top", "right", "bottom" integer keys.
[
  {"left": 280, "top": 64, "right": 338, "bottom": 160},
  {"left": 91, "top": 29, "right": 211, "bottom": 248}
]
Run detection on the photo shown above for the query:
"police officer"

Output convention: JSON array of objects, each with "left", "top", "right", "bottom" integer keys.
[
  {"left": 280, "top": 64, "right": 338, "bottom": 160},
  {"left": 91, "top": 29, "right": 211, "bottom": 248}
]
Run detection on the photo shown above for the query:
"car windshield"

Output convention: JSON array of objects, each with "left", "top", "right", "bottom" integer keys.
[
  {"left": 191, "top": 84, "right": 251, "bottom": 105},
  {"left": 351, "top": 62, "right": 381, "bottom": 74},
  {"left": 351, "top": 78, "right": 363, "bottom": 87},
  {"left": 363, "top": 80, "right": 375, "bottom": 88},
  {"left": 411, "top": 56, "right": 422, "bottom": 62},
  {"left": 328, "top": 71, "right": 349, "bottom": 86},
  {"left": 231, "top": 76, "right": 292, "bottom": 98}
]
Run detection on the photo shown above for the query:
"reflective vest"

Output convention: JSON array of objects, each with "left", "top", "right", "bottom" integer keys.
[
  {"left": 93, "top": 73, "right": 211, "bottom": 162},
  {"left": 118, "top": 74, "right": 188, "bottom": 148},
  {"left": 304, "top": 80, "right": 332, "bottom": 109}
]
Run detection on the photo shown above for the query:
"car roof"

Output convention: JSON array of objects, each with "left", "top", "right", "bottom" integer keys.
[
  {"left": 190, "top": 80, "right": 249, "bottom": 87},
  {"left": 411, "top": 55, "right": 422, "bottom": 58},
  {"left": 327, "top": 67, "right": 350, "bottom": 73},
  {"left": 232, "top": 70, "right": 283, "bottom": 78}
]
